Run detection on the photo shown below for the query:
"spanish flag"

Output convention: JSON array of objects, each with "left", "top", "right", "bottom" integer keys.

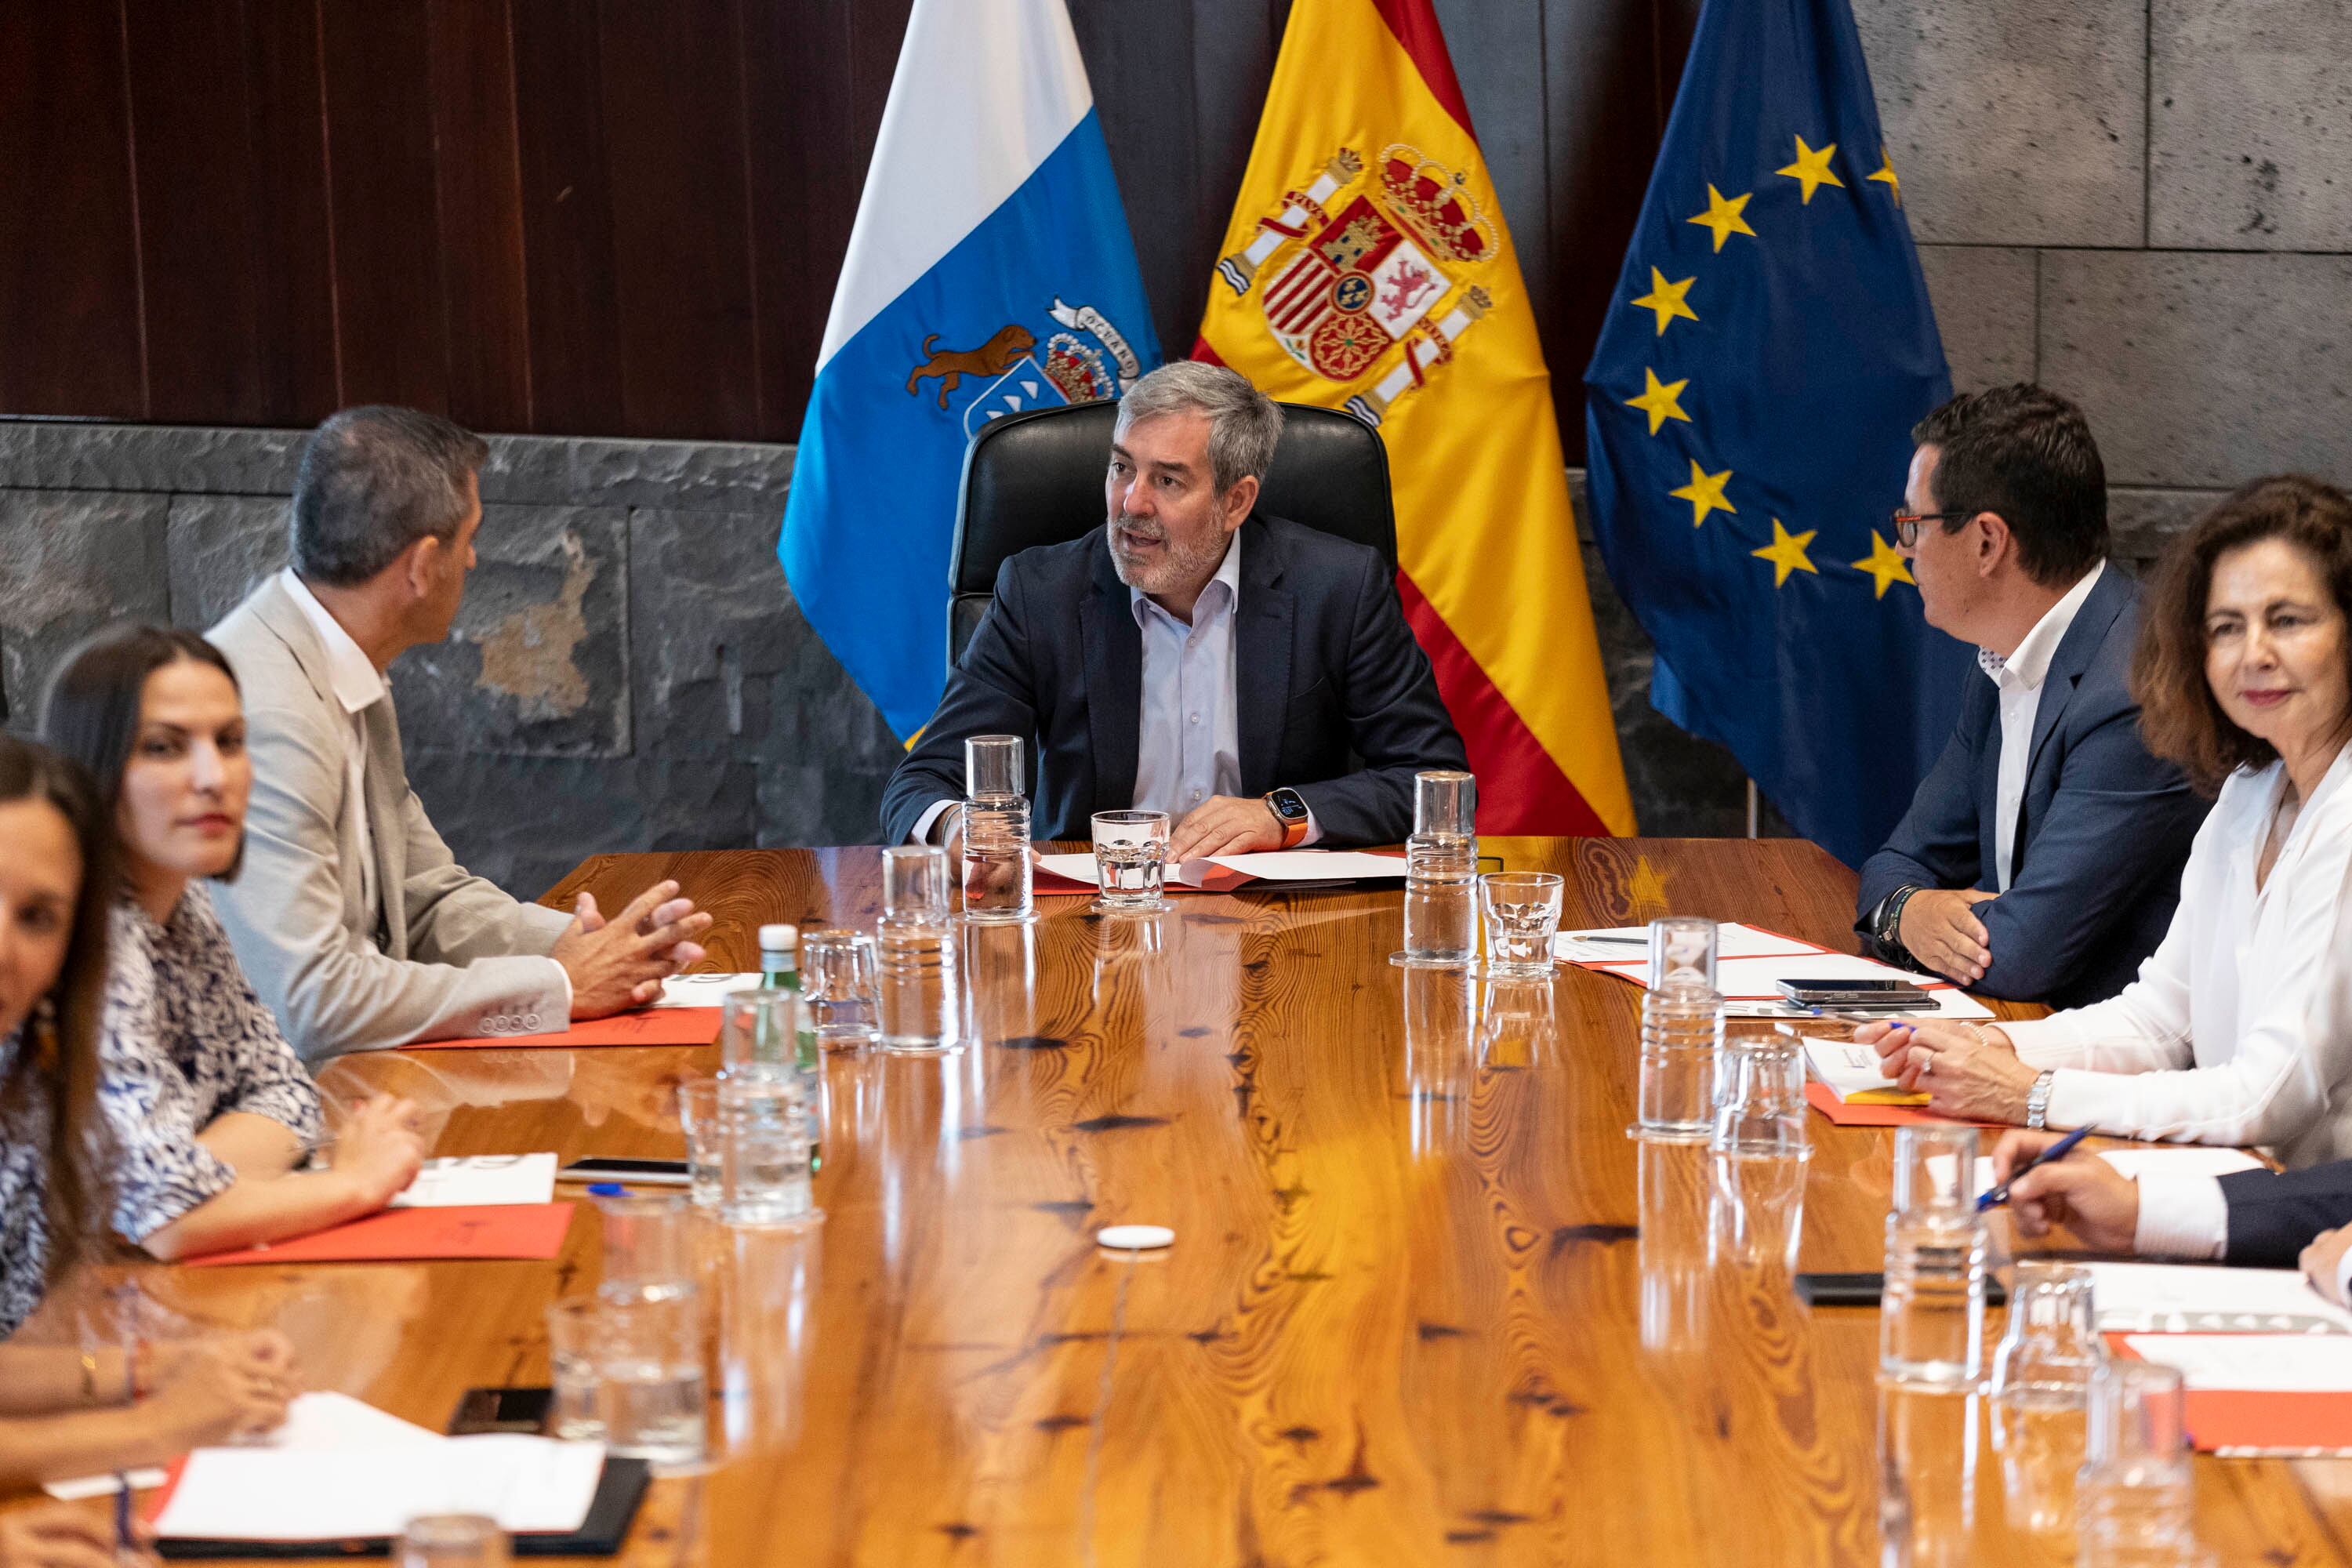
[{"left": 1196, "top": 0, "right": 1632, "bottom": 835}]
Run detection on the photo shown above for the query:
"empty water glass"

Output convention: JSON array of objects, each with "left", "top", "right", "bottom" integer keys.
[
  {"left": 595, "top": 1189, "right": 695, "bottom": 1304},
  {"left": 1648, "top": 915, "right": 1719, "bottom": 989},
  {"left": 544, "top": 1296, "right": 608, "bottom": 1441},
  {"left": 1882, "top": 1125, "right": 1987, "bottom": 1388},
  {"left": 1091, "top": 809, "right": 1171, "bottom": 910},
  {"left": 799, "top": 928, "right": 880, "bottom": 1050},
  {"left": 593, "top": 1290, "right": 708, "bottom": 1469},
  {"left": 397, "top": 1514, "right": 509, "bottom": 1568},
  {"left": 720, "top": 988, "right": 801, "bottom": 1082},
  {"left": 1991, "top": 1262, "right": 2098, "bottom": 1539},
  {"left": 1710, "top": 1034, "right": 1809, "bottom": 1160},
  {"left": 675, "top": 1078, "right": 725, "bottom": 1210},
  {"left": 2079, "top": 1359, "right": 2197, "bottom": 1567},
  {"left": 719, "top": 1076, "right": 818, "bottom": 1229},
  {"left": 1479, "top": 871, "right": 1563, "bottom": 979}
]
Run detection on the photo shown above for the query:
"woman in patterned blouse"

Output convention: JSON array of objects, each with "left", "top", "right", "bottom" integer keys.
[
  {"left": 41, "top": 626, "right": 426, "bottom": 1262},
  {"left": 0, "top": 735, "right": 298, "bottom": 1503}
]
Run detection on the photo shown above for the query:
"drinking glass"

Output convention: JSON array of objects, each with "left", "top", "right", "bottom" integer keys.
[
  {"left": 397, "top": 1514, "right": 509, "bottom": 1568},
  {"left": 675, "top": 1078, "right": 725, "bottom": 1210},
  {"left": 964, "top": 732, "right": 1024, "bottom": 798},
  {"left": 1709, "top": 1034, "right": 1809, "bottom": 1160},
  {"left": 882, "top": 843, "right": 953, "bottom": 920},
  {"left": 1648, "top": 916, "right": 1719, "bottom": 989},
  {"left": 1991, "top": 1262, "right": 2098, "bottom": 1540},
  {"left": 718, "top": 1076, "right": 818, "bottom": 1228},
  {"left": 544, "top": 1296, "right": 608, "bottom": 1441},
  {"left": 1478, "top": 872, "right": 1563, "bottom": 979},
  {"left": 1882, "top": 1125, "right": 1987, "bottom": 1388},
  {"left": 799, "top": 928, "right": 880, "bottom": 1050},
  {"left": 1091, "top": 809, "right": 1171, "bottom": 910},
  {"left": 878, "top": 845, "right": 960, "bottom": 1052},
  {"left": 1396, "top": 770, "right": 1479, "bottom": 968},
  {"left": 961, "top": 735, "right": 1033, "bottom": 923},
  {"left": 2079, "top": 1360, "right": 2197, "bottom": 1567},
  {"left": 593, "top": 1290, "right": 708, "bottom": 1469},
  {"left": 720, "top": 988, "right": 800, "bottom": 1082},
  {"left": 1414, "top": 768, "right": 1476, "bottom": 837},
  {"left": 594, "top": 1190, "right": 695, "bottom": 1303}
]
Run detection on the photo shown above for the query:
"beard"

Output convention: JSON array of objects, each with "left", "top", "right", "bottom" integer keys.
[{"left": 1106, "top": 513, "right": 1229, "bottom": 598}]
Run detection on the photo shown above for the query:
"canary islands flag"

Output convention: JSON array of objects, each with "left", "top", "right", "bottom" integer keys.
[
  {"left": 781, "top": 0, "right": 1160, "bottom": 742},
  {"left": 1198, "top": 0, "right": 1632, "bottom": 836},
  {"left": 1584, "top": 0, "right": 1969, "bottom": 866}
]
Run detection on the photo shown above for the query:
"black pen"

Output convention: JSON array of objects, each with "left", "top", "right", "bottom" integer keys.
[{"left": 1977, "top": 1124, "right": 2095, "bottom": 1211}]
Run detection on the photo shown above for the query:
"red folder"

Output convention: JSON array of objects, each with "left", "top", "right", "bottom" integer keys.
[
  {"left": 405, "top": 1007, "right": 721, "bottom": 1051},
  {"left": 2107, "top": 1333, "right": 2352, "bottom": 1454},
  {"left": 180, "top": 1203, "right": 576, "bottom": 1268}
]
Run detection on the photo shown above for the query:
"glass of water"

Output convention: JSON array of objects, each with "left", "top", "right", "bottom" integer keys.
[
  {"left": 1881, "top": 1124, "right": 1987, "bottom": 1388},
  {"left": 1709, "top": 1035, "right": 1809, "bottom": 1160},
  {"left": 544, "top": 1296, "right": 608, "bottom": 1441},
  {"left": 397, "top": 1514, "right": 509, "bottom": 1568},
  {"left": 1991, "top": 1262, "right": 2097, "bottom": 1540},
  {"left": 1648, "top": 915, "right": 1719, "bottom": 989},
  {"left": 721, "top": 988, "right": 800, "bottom": 1081},
  {"left": 799, "top": 928, "right": 880, "bottom": 1050},
  {"left": 675, "top": 1078, "right": 725, "bottom": 1210},
  {"left": 594, "top": 1290, "right": 708, "bottom": 1469},
  {"left": 2079, "top": 1359, "right": 2196, "bottom": 1567},
  {"left": 594, "top": 1190, "right": 696, "bottom": 1303},
  {"left": 1091, "top": 810, "right": 1171, "bottom": 911},
  {"left": 1478, "top": 872, "right": 1563, "bottom": 979},
  {"left": 719, "top": 1076, "right": 818, "bottom": 1229}
]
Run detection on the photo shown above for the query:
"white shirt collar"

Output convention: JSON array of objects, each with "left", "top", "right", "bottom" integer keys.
[
  {"left": 1977, "top": 560, "right": 2104, "bottom": 690},
  {"left": 1130, "top": 528, "right": 1243, "bottom": 630},
  {"left": 278, "top": 568, "right": 387, "bottom": 717}
]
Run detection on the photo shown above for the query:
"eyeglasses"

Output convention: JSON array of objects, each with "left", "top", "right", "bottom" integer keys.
[{"left": 1889, "top": 509, "right": 1978, "bottom": 548}]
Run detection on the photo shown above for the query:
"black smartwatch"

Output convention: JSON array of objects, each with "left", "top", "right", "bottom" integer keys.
[{"left": 1263, "top": 787, "right": 1312, "bottom": 848}]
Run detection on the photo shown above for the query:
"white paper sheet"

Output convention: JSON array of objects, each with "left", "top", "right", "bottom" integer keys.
[
  {"left": 1037, "top": 850, "right": 1406, "bottom": 888},
  {"left": 153, "top": 1436, "right": 605, "bottom": 1541},
  {"left": 653, "top": 972, "right": 760, "bottom": 1007},
  {"left": 2122, "top": 1333, "right": 2352, "bottom": 1392},
  {"left": 1967, "top": 1146, "right": 2267, "bottom": 1201},
  {"left": 1552, "top": 920, "right": 1825, "bottom": 964},
  {"left": 389, "top": 1152, "right": 558, "bottom": 1209},
  {"left": 44, "top": 1392, "right": 440, "bottom": 1501},
  {"left": 2082, "top": 1261, "right": 2352, "bottom": 1334},
  {"left": 1559, "top": 926, "right": 1995, "bottom": 1021}
]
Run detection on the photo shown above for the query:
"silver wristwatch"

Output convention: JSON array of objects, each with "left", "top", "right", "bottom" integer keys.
[{"left": 2025, "top": 1070, "right": 2056, "bottom": 1131}]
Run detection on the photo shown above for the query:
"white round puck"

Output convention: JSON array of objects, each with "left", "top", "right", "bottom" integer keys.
[{"left": 1095, "top": 1225, "right": 1174, "bottom": 1251}]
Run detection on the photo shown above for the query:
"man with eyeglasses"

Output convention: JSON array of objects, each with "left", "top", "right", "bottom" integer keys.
[{"left": 1855, "top": 384, "right": 2208, "bottom": 1007}]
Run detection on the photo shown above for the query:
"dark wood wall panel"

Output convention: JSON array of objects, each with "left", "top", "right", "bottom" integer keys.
[
  {"left": 0, "top": 0, "right": 147, "bottom": 416},
  {"left": 318, "top": 0, "right": 450, "bottom": 414},
  {"left": 0, "top": 0, "right": 1694, "bottom": 459}
]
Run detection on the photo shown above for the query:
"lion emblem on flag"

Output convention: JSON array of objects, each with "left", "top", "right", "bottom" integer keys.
[{"left": 1216, "top": 144, "right": 1498, "bottom": 426}]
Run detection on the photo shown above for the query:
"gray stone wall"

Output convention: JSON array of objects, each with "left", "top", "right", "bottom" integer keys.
[{"left": 0, "top": 423, "right": 903, "bottom": 895}]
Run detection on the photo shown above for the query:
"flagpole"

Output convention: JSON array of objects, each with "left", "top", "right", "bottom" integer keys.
[{"left": 1745, "top": 780, "right": 1760, "bottom": 840}]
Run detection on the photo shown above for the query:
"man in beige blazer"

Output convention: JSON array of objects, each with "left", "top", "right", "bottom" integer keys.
[{"left": 209, "top": 406, "right": 710, "bottom": 1063}]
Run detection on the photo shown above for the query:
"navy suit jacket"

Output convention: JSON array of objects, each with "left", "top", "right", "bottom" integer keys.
[
  {"left": 2219, "top": 1163, "right": 2352, "bottom": 1269},
  {"left": 1856, "top": 566, "right": 2208, "bottom": 1007},
  {"left": 880, "top": 513, "right": 1467, "bottom": 846}
]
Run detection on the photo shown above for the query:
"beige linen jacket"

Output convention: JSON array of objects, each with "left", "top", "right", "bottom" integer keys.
[{"left": 207, "top": 575, "right": 572, "bottom": 1063}]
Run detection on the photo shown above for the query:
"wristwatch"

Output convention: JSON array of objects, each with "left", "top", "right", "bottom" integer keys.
[
  {"left": 1263, "top": 787, "right": 1312, "bottom": 849},
  {"left": 2025, "top": 1069, "right": 2056, "bottom": 1131}
]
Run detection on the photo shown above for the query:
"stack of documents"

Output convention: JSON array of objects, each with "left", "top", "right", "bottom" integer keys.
[
  {"left": 48, "top": 1391, "right": 444, "bottom": 1501},
  {"left": 152, "top": 1434, "right": 606, "bottom": 1541},
  {"left": 1035, "top": 848, "right": 1406, "bottom": 894},
  {"left": 390, "top": 1152, "right": 559, "bottom": 1209},
  {"left": 1553, "top": 921, "right": 1993, "bottom": 1019}
]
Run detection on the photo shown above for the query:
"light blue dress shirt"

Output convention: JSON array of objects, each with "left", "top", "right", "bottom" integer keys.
[{"left": 1130, "top": 532, "right": 1245, "bottom": 818}]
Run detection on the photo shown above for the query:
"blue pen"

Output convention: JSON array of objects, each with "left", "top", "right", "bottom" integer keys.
[
  {"left": 114, "top": 1470, "right": 132, "bottom": 1554},
  {"left": 1976, "top": 1123, "right": 2096, "bottom": 1211},
  {"left": 586, "top": 1181, "right": 629, "bottom": 1197}
]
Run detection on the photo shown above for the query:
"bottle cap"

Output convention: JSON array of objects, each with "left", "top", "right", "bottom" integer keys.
[
  {"left": 1095, "top": 1224, "right": 1175, "bottom": 1251},
  {"left": 759, "top": 924, "right": 797, "bottom": 951}
]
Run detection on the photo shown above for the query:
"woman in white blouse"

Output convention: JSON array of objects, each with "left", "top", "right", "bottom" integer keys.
[
  {"left": 41, "top": 625, "right": 429, "bottom": 1260},
  {"left": 1861, "top": 474, "right": 2352, "bottom": 1167}
]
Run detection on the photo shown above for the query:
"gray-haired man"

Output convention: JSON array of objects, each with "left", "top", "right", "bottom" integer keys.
[
  {"left": 209, "top": 406, "right": 710, "bottom": 1062},
  {"left": 881, "top": 361, "right": 1465, "bottom": 855}
]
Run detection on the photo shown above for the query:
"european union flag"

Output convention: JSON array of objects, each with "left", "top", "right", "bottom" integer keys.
[{"left": 1583, "top": 0, "right": 1969, "bottom": 866}]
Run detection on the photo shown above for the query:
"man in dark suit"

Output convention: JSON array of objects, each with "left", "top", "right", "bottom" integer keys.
[
  {"left": 1856, "top": 385, "right": 2207, "bottom": 1007},
  {"left": 1993, "top": 1131, "right": 2352, "bottom": 1308},
  {"left": 882, "top": 361, "right": 1465, "bottom": 856}
]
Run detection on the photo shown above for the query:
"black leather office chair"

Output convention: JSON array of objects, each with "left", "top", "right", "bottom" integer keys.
[{"left": 946, "top": 398, "right": 1397, "bottom": 668}]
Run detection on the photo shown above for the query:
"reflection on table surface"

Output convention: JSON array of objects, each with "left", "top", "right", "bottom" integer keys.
[{"left": 14, "top": 839, "right": 2344, "bottom": 1566}]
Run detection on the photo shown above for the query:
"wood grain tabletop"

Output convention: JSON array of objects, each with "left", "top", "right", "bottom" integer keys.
[{"left": 16, "top": 837, "right": 2344, "bottom": 1565}]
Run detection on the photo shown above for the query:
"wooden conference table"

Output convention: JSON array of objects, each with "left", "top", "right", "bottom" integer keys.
[{"left": 98, "top": 839, "right": 2352, "bottom": 1563}]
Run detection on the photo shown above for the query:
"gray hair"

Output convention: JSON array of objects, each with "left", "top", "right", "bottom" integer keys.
[
  {"left": 1112, "top": 362, "right": 1284, "bottom": 495},
  {"left": 289, "top": 406, "right": 489, "bottom": 586}
]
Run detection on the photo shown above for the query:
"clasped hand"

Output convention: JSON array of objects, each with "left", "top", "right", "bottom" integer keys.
[
  {"left": 551, "top": 880, "right": 713, "bottom": 1018},
  {"left": 1898, "top": 887, "right": 1995, "bottom": 985},
  {"left": 1851, "top": 1016, "right": 2037, "bottom": 1123}
]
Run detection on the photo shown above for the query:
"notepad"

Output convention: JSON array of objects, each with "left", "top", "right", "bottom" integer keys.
[
  {"left": 150, "top": 1436, "right": 606, "bottom": 1541},
  {"left": 1802, "top": 1037, "right": 1929, "bottom": 1105},
  {"left": 388, "top": 1153, "right": 558, "bottom": 1209},
  {"left": 180, "top": 1202, "right": 575, "bottom": 1267},
  {"left": 2081, "top": 1260, "right": 2352, "bottom": 1335},
  {"left": 45, "top": 1392, "right": 438, "bottom": 1501}
]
